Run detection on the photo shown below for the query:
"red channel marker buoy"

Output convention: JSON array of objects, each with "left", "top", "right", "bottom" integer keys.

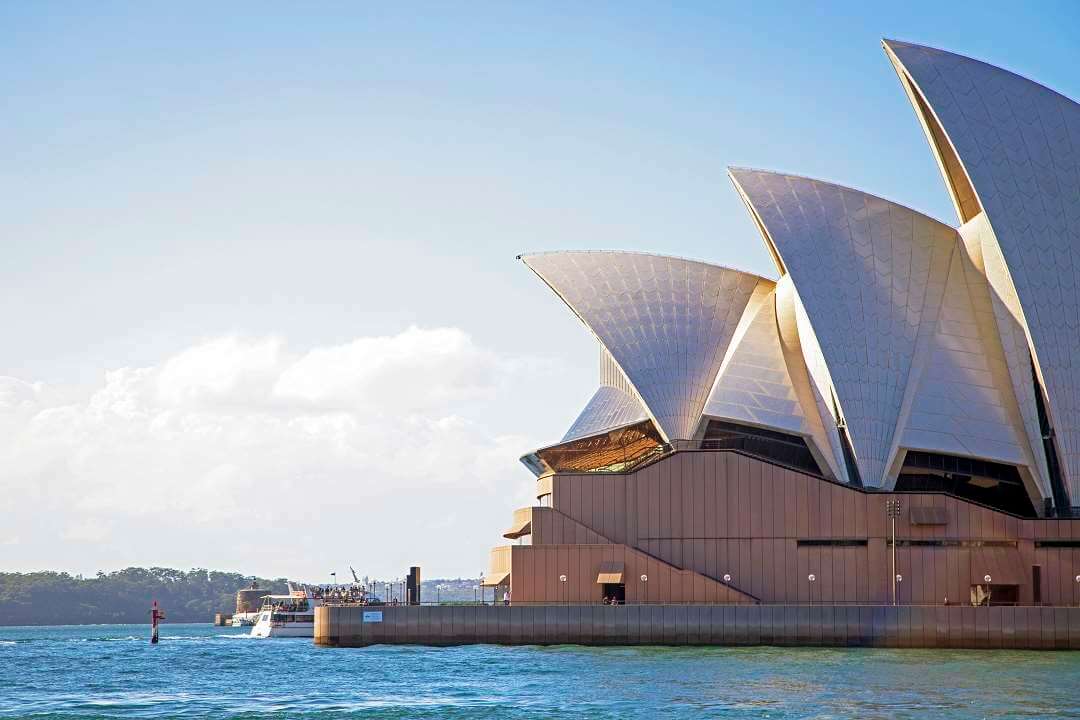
[{"left": 150, "top": 600, "right": 166, "bottom": 644}]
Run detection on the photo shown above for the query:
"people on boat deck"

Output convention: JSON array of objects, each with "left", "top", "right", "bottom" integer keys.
[
  {"left": 287, "top": 584, "right": 385, "bottom": 605},
  {"left": 271, "top": 600, "right": 309, "bottom": 613},
  {"left": 307, "top": 585, "right": 368, "bottom": 602}
]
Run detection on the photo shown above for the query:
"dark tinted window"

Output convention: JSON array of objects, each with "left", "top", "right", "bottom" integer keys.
[
  {"left": 896, "top": 451, "right": 1036, "bottom": 517},
  {"left": 702, "top": 420, "right": 822, "bottom": 476}
]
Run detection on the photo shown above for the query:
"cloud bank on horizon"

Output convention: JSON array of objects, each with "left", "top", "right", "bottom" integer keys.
[{"left": 0, "top": 327, "right": 548, "bottom": 580}]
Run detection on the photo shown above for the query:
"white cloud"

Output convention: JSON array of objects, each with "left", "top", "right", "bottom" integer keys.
[
  {"left": 274, "top": 326, "right": 505, "bottom": 412},
  {"left": 0, "top": 327, "right": 551, "bottom": 579},
  {"left": 0, "top": 376, "right": 44, "bottom": 411},
  {"left": 157, "top": 336, "right": 283, "bottom": 408}
]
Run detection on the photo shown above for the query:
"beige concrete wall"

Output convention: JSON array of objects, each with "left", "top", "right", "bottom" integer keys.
[
  {"left": 484, "top": 545, "right": 511, "bottom": 586},
  {"left": 316, "top": 604, "right": 1080, "bottom": 649}
]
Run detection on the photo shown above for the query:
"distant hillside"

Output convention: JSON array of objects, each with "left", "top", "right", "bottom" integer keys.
[
  {"left": 0, "top": 568, "right": 289, "bottom": 626},
  {"left": 0, "top": 569, "right": 487, "bottom": 625}
]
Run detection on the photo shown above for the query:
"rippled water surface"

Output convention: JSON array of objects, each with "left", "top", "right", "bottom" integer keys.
[{"left": 2, "top": 623, "right": 1079, "bottom": 718}]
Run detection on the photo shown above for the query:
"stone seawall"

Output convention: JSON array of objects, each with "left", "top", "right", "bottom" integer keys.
[{"left": 315, "top": 604, "right": 1080, "bottom": 649}]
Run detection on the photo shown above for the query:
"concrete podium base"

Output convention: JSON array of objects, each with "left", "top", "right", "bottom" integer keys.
[{"left": 315, "top": 604, "right": 1080, "bottom": 650}]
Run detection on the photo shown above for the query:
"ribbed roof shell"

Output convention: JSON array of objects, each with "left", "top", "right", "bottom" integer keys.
[
  {"left": 885, "top": 39, "right": 1080, "bottom": 502},
  {"left": 522, "top": 251, "right": 769, "bottom": 441},
  {"left": 562, "top": 385, "right": 648, "bottom": 444},
  {"left": 729, "top": 169, "right": 958, "bottom": 486}
]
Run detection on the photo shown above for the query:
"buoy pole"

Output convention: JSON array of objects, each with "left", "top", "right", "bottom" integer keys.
[{"left": 151, "top": 600, "right": 164, "bottom": 644}]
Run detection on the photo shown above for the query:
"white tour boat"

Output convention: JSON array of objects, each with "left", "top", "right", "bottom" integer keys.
[
  {"left": 249, "top": 582, "right": 375, "bottom": 638},
  {"left": 250, "top": 584, "right": 321, "bottom": 638}
]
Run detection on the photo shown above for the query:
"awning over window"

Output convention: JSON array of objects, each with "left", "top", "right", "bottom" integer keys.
[
  {"left": 596, "top": 561, "right": 625, "bottom": 585},
  {"left": 503, "top": 521, "right": 531, "bottom": 540},
  {"left": 503, "top": 509, "right": 532, "bottom": 540},
  {"left": 481, "top": 571, "right": 509, "bottom": 587},
  {"left": 909, "top": 506, "right": 949, "bottom": 526},
  {"left": 969, "top": 547, "right": 1025, "bottom": 585}
]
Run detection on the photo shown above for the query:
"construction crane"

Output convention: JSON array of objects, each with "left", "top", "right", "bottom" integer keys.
[{"left": 350, "top": 566, "right": 361, "bottom": 584}]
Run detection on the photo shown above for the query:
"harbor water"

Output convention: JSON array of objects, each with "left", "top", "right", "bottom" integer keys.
[{"left": 2, "top": 623, "right": 1079, "bottom": 718}]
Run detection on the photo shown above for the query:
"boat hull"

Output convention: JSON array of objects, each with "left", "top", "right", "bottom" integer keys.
[{"left": 250, "top": 621, "right": 313, "bottom": 638}]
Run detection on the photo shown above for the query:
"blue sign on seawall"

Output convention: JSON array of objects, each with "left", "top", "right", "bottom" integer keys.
[{"left": 362, "top": 611, "right": 383, "bottom": 623}]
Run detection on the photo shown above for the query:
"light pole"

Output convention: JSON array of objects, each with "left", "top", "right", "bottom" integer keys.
[
  {"left": 473, "top": 584, "right": 479, "bottom": 605},
  {"left": 808, "top": 574, "right": 816, "bottom": 604},
  {"left": 896, "top": 574, "right": 903, "bottom": 605},
  {"left": 559, "top": 574, "right": 568, "bottom": 605},
  {"left": 640, "top": 574, "right": 648, "bottom": 604},
  {"left": 886, "top": 499, "right": 902, "bottom": 606},
  {"left": 984, "top": 574, "right": 992, "bottom": 607},
  {"left": 479, "top": 573, "right": 485, "bottom": 605}
]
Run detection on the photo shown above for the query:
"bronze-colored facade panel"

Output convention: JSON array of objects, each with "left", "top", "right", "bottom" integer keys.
[{"left": 487, "top": 450, "right": 1080, "bottom": 611}]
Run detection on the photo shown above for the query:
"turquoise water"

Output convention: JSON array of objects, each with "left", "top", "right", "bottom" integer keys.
[{"left": 2, "top": 624, "right": 1079, "bottom": 718}]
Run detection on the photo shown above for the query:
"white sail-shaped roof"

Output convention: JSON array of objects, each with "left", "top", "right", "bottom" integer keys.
[
  {"left": 561, "top": 386, "right": 648, "bottom": 443},
  {"left": 885, "top": 39, "right": 1080, "bottom": 504},
  {"left": 562, "top": 348, "right": 649, "bottom": 443},
  {"left": 729, "top": 169, "right": 957, "bottom": 487},
  {"left": 954, "top": 213, "right": 1052, "bottom": 498},
  {"left": 703, "top": 284, "right": 801, "bottom": 433},
  {"left": 900, "top": 232, "right": 1044, "bottom": 487},
  {"left": 702, "top": 283, "right": 842, "bottom": 480},
  {"left": 774, "top": 275, "right": 851, "bottom": 484},
  {"left": 522, "top": 251, "right": 768, "bottom": 441}
]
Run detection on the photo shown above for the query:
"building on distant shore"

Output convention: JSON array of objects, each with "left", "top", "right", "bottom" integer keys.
[{"left": 482, "top": 40, "right": 1080, "bottom": 608}]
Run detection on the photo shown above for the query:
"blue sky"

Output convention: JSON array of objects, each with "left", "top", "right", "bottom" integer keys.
[{"left": 1, "top": 2, "right": 1077, "bottom": 579}]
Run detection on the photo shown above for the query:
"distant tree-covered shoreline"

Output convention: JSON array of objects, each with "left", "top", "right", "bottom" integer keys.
[
  {"left": 0, "top": 567, "right": 289, "bottom": 626},
  {"left": 0, "top": 569, "right": 488, "bottom": 625}
]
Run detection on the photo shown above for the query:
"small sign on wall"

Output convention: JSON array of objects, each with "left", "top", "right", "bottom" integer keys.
[{"left": 362, "top": 611, "right": 384, "bottom": 623}]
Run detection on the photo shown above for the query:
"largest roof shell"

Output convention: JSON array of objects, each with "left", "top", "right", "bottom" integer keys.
[{"left": 885, "top": 39, "right": 1080, "bottom": 502}]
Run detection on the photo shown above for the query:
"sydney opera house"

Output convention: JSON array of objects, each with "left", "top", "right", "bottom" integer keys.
[{"left": 483, "top": 40, "right": 1080, "bottom": 609}]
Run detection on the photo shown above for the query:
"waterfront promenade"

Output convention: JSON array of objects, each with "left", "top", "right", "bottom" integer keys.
[{"left": 316, "top": 603, "right": 1080, "bottom": 650}]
